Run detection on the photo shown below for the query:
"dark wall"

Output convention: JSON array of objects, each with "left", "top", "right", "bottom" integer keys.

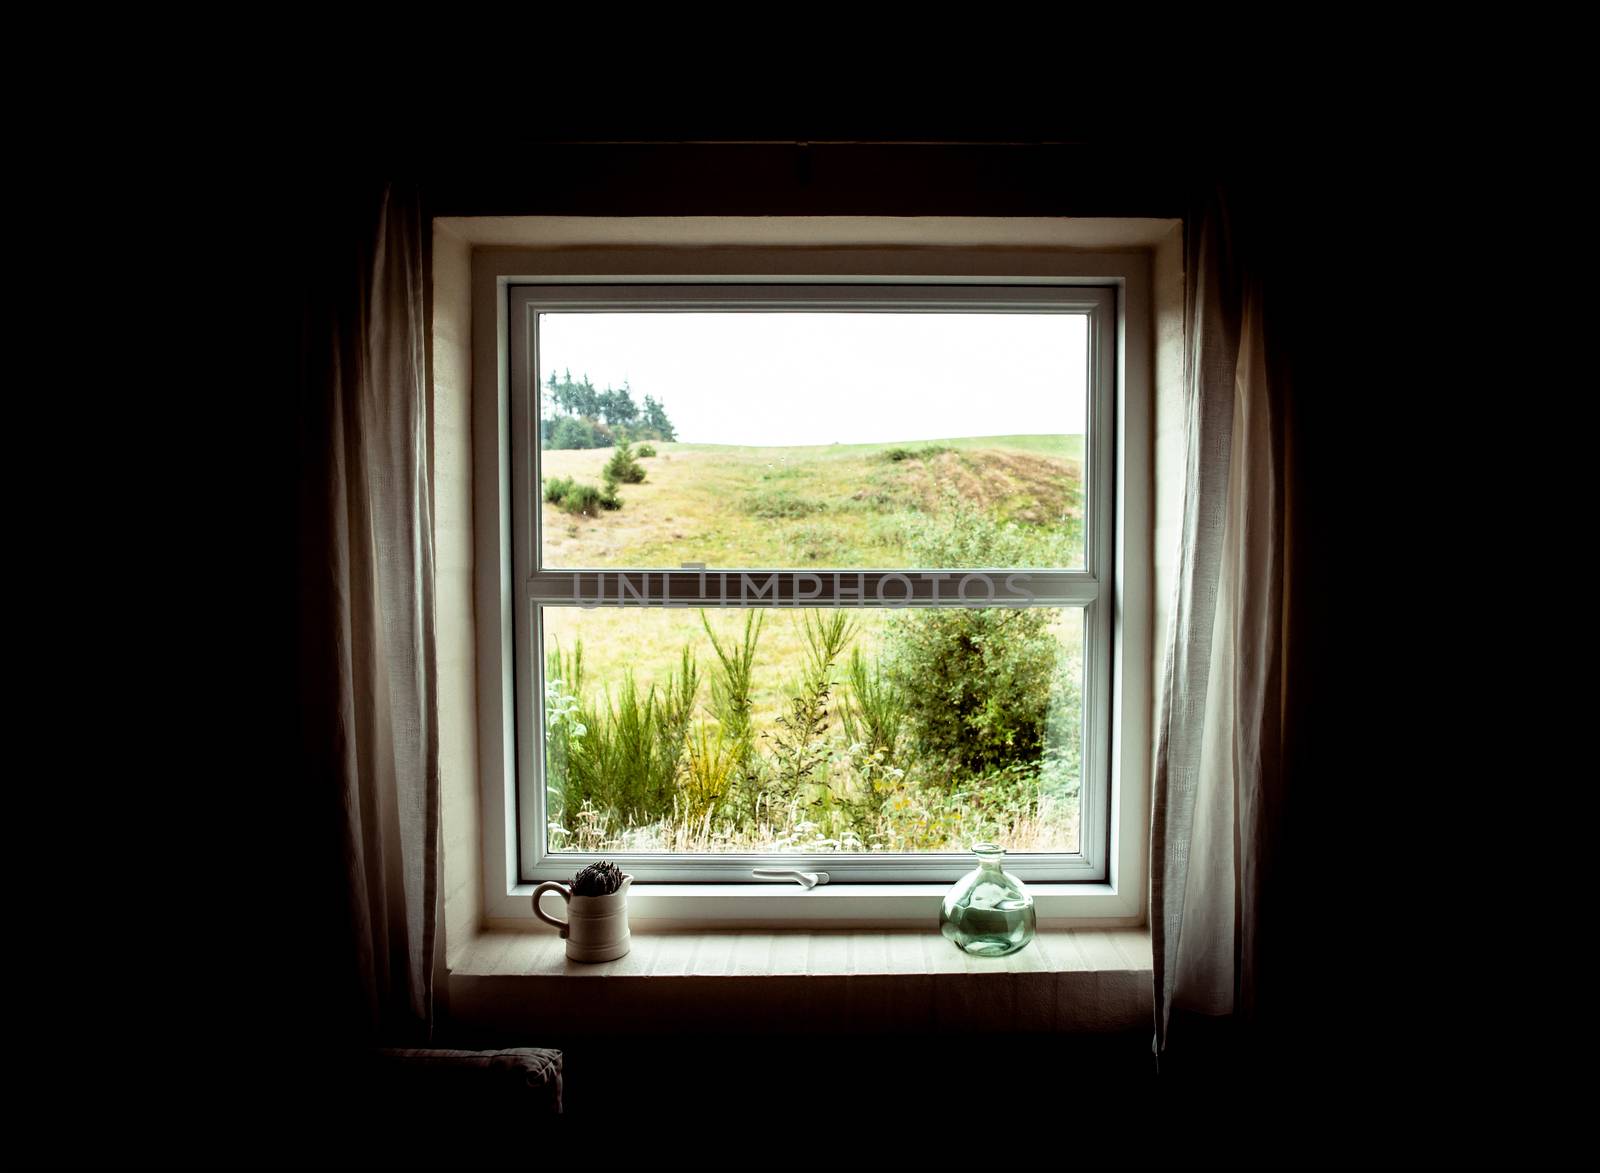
[
  {"left": 425, "top": 139, "right": 1190, "bottom": 219},
  {"left": 411, "top": 139, "right": 1555, "bottom": 1155},
  {"left": 413, "top": 133, "right": 1408, "bottom": 1116},
  {"left": 27, "top": 129, "right": 1548, "bottom": 1165}
]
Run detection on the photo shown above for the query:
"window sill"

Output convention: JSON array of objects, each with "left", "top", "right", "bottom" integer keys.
[
  {"left": 492, "top": 882, "right": 1143, "bottom": 926},
  {"left": 448, "top": 927, "right": 1152, "bottom": 1035}
]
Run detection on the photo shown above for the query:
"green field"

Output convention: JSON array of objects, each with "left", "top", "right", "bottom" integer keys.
[
  {"left": 545, "top": 605, "right": 1081, "bottom": 747},
  {"left": 539, "top": 434, "right": 1083, "bottom": 569},
  {"left": 538, "top": 435, "right": 1085, "bottom": 857}
]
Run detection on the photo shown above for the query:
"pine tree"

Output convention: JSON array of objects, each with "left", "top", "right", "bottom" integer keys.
[
  {"left": 642, "top": 394, "right": 677, "bottom": 441},
  {"left": 603, "top": 384, "right": 639, "bottom": 429},
  {"left": 574, "top": 374, "right": 600, "bottom": 419}
]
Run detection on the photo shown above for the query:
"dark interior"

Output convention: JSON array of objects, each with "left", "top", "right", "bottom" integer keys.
[{"left": 18, "top": 117, "right": 1570, "bottom": 1168}]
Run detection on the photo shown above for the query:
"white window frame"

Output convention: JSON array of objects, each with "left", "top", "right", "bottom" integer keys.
[
  {"left": 512, "top": 283, "right": 1112, "bottom": 888},
  {"left": 469, "top": 239, "right": 1153, "bottom": 927}
]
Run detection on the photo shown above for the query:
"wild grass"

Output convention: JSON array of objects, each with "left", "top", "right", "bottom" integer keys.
[
  {"left": 549, "top": 645, "right": 697, "bottom": 829},
  {"left": 537, "top": 434, "right": 1088, "bottom": 856},
  {"left": 538, "top": 434, "right": 1082, "bottom": 569},
  {"left": 557, "top": 783, "right": 1079, "bottom": 855},
  {"left": 542, "top": 605, "right": 1083, "bottom": 857},
  {"left": 681, "top": 721, "right": 744, "bottom": 824}
]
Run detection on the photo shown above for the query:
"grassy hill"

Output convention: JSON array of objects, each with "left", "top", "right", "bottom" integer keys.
[
  {"left": 540, "top": 433, "right": 1084, "bottom": 724},
  {"left": 539, "top": 433, "right": 1083, "bottom": 569}
]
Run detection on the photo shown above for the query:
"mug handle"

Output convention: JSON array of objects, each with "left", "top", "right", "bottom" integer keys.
[{"left": 532, "top": 881, "right": 571, "bottom": 937}]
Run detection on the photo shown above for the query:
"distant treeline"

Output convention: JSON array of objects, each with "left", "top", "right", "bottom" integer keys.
[{"left": 543, "top": 370, "right": 677, "bottom": 449}]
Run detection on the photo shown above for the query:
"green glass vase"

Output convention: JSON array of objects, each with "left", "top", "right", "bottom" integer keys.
[{"left": 939, "top": 843, "right": 1036, "bottom": 957}]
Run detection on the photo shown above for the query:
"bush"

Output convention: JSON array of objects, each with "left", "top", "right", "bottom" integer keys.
[
  {"left": 740, "top": 488, "right": 827, "bottom": 519},
  {"left": 885, "top": 606, "right": 1059, "bottom": 778},
  {"left": 879, "top": 444, "right": 952, "bottom": 463},
  {"left": 544, "top": 476, "right": 621, "bottom": 516},
  {"left": 561, "top": 646, "right": 698, "bottom": 826},
  {"left": 883, "top": 503, "right": 1063, "bottom": 777},
  {"left": 701, "top": 611, "right": 766, "bottom": 824},
  {"left": 702, "top": 611, "right": 761, "bottom": 745},
  {"left": 549, "top": 416, "right": 615, "bottom": 450},
  {"left": 768, "top": 612, "right": 856, "bottom": 805},
  {"left": 635, "top": 443, "right": 657, "bottom": 458},
  {"left": 562, "top": 483, "right": 605, "bottom": 515},
  {"left": 839, "top": 647, "right": 902, "bottom": 769},
  {"left": 604, "top": 441, "right": 647, "bottom": 484},
  {"left": 898, "top": 484, "right": 1074, "bottom": 568}
]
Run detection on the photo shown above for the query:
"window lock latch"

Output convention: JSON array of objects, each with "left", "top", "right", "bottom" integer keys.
[{"left": 751, "top": 868, "right": 830, "bottom": 890}]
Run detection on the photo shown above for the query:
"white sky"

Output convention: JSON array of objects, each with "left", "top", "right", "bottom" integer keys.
[{"left": 538, "top": 313, "right": 1086, "bottom": 446}]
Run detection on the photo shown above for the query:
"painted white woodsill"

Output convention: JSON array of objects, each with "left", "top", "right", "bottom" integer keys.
[
  {"left": 492, "top": 881, "right": 1141, "bottom": 929},
  {"left": 448, "top": 928, "right": 1152, "bottom": 1036}
]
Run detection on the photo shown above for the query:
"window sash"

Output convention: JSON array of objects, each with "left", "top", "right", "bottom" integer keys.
[
  {"left": 509, "top": 283, "right": 1116, "bottom": 884},
  {"left": 527, "top": 570, "right": 1100, "bottom": 608}
]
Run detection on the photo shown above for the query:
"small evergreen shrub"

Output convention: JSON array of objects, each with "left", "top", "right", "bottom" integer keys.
[
  {"left": 544, "top": 476, "right": 620, "bottom": 516},
  {"left": 563, "top": 482, "right": 605, "bottom": 515},
  {"left": 635, "top": 443, "right": 657, "bottom": 458},
  {"left": 604, "top": 441, "right": 647, "bottom": 484}
]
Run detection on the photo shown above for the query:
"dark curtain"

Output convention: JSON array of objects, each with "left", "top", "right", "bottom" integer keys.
[{"left": 296, "top": 180, "right": 439, "bottom": 1045}]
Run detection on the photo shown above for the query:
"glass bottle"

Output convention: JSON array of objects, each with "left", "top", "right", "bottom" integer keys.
[{"left": 939, "top": 843, "right": 1036, "bottom": 957}]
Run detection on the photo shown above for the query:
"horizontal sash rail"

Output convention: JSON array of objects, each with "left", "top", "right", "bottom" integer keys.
[{"left": 525, "top": 569, "right": 1099, "bottom": 608}]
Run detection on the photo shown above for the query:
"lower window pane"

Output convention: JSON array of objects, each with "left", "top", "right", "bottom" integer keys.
[{"left": 541, "top": 605, "right": 1083, "bottom": 855}]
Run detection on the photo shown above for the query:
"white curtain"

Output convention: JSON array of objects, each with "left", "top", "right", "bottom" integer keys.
[
  {"left": 299, "top": 181, "right": 440, "bottom": 1042},
  {"left": 1151, "top": 192, "right": 1288, "bottom": 1053}
]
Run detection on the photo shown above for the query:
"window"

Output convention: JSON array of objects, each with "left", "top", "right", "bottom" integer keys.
[
  {"left": 508, "top": 284, "right": 1116, "bottom": 885},
  {"left": 467, "top": 227, "right": 1164, "bottom": 921}
]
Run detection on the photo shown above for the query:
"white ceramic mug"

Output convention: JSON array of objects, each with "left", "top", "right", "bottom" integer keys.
[{"left": 532, "top": 874, "right": 634, "bottom": 962}]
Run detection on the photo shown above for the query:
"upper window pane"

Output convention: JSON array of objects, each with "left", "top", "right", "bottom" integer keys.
[{"left": 537, "top": 312, "right": 1087, "bottom": 570}]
